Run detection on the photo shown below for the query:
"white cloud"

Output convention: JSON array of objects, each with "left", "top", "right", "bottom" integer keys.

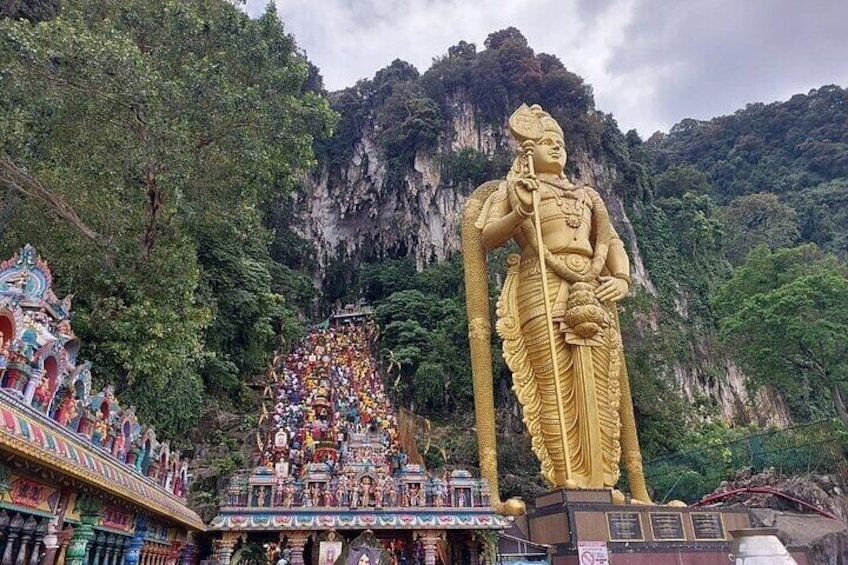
[{"left": 245, "top": 0, "right": 848, "bottom": 136}]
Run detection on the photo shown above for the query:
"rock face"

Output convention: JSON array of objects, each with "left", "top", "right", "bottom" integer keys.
[
  {"left": 296, "top": 103, "right": 482, "bottom": 270},
  {"left": 295, "top": 102, "right": 790, "bottom": 425}
]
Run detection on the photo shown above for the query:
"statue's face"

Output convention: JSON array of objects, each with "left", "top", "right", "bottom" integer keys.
[{"left": 532, "top": 133, "right": 566, "bottom": 174}]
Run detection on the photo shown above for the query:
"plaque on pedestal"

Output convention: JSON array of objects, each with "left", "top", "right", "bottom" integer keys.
[
  {"left": 691, "top": 513, "right": 725, "bottom": 540},
  {"left": 649, "top": 513, "right": 685, "bottom": 541},
  {"left": 606, "top": 512, "right": 644, "bottom": 541}
]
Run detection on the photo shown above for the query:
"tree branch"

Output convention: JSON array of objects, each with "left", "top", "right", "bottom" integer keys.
[
  {"left": 798, "top": 341, "right": 828, "bottom": 379},
  {"left": 0, "top": 155, "right": 110, "bottom": 248}
]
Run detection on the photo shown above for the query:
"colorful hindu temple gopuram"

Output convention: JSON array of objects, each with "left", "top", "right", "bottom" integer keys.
[
  {"left": 208, "top": 311, "right": 515, "bottom": 565},
  {"left": 0, "top": 246, "right": 205, "bottom": 565}
]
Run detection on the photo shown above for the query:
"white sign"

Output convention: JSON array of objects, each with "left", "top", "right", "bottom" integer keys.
[{"left": 577, "top": 542, "right": 609, "bottom": 565}]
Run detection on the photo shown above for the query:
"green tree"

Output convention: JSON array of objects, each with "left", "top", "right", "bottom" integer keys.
[
  {"left": 715, "top": 245, "right": 848, "bottom": 420},
  {"left": 654, "top": 165, "right": 712, "bottom": 199},
  {"left": 719, "top": 192, "right": 800, "bottom": 265},
  {"left": 0, "top": 0, "right": 60, "bottom": 22},
  {"left": 787, "top": 179, "right": 848, "bottom": 256},
  {"left": 372, "top": 265, "right": 472, "bottom": 416}
]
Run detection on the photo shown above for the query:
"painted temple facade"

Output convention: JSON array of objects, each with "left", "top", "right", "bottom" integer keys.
[
  {"left": 209, "top": 314, "right": 511, "bottom": 565},
  {"left": 0, "top": 246, "right": 205, "bottom": 565}
]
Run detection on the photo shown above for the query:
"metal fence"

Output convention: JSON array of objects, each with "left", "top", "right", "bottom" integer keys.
[{"left": 640, "top": 420, "right": 848, "bottom": 504}]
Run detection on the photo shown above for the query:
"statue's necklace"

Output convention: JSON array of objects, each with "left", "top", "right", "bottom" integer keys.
[{"left": 543, "top": 180, "right": 585, "bottom": 228}]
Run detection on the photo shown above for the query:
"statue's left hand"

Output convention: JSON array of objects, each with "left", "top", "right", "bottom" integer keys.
[{"left": 595, "top": 276, "right": 629, "bottom": 302}]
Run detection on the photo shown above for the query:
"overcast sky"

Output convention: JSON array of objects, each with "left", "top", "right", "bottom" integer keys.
[{"left": 245, "top": 0, "right": 848, "bottom": 136}]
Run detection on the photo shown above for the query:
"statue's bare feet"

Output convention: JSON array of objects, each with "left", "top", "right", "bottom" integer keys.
[
  {"left": 611, "top": 489, "right": 626, "bottom": 504},
  {"left": 496, "top": 498, "right": 526, "bottom": 516}
]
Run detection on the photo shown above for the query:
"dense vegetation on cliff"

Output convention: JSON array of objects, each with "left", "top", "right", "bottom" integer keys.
[
  {"left": 648, "top": 87, "right": 848, "bottom": 421},
  {"left": 1, "top": 4, "right": 846, "bottom": 503}
]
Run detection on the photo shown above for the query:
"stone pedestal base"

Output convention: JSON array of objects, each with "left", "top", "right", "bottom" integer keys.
[{"left": 526, "top": 490, "right": 810, "bottom": 564}]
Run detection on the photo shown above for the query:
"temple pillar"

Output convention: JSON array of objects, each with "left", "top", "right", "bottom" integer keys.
[
  {"left": 178, "top": 544, "right": 196, "bottom": 565},
  {"left": 0, "top": 512, "right": 11, "bottom": 561},
  {"left": 65, "top": 510, "right": 98, "bottom": 565},
  {"left": 466, "top": 540, "right": 480, "bottom": 565},
  {"left": 1, "top": 514, "right": 24, "bottom": 565},
  {"left": 27, "top": 518, "right": 46, "bottom": 565},
  {"left": 55, "top": 528, "right": 72, "bottom": 565},
  {"left": 420, "top": 533, "right": 439, "bottom": 565},
  {"left": 103, "top": 534, "right": 117, "bottom": 565},
  {"left": 106, "top": 536, "right": 118, "bottom": 565},
  {"left": 122, "top": 515, "right": 147, "bottom": 565},
  {"left": 111, "top": 537, "right": 126, "bottom": 565},
  {"left": 179, "top": 533, "right": 196, "bottom": 565},
  {"left": 41, "top": 519, "right": 61, "bottom": 565},
  {"left": 14, "top": 515, "right": 36, "bottom": 565},
  {"left": 91, "top": 531, "right": 106, "bottom": 565},
  {"left": 287, "top": 534, "right": 308, "bottom": 565},
  {"left": 22, "top": 368, "right": 44, "bottom": 405},
  {"left": 15, "top": 516, "right": 38, "bottom": 565},
  {"left": 216, "top": 542, "right": 234, "bottom": 565}
]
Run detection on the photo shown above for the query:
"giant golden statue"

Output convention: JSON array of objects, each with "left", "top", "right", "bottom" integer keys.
[{"left": 462, "top": 104, "right": 651, "bottom": 513}]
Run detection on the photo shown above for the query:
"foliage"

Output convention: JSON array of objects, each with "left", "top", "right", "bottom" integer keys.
[
  {"left": 785, "top": 178, "right": 848, "bottom": 257},
  {"left": 715, "top": 245, "right": 848, "bottom": 420},
  {"left": 644, "top": 420, "right": 848, "bottom": 503},
  {"left": 619, "top": 292, "right": 690, "bottom": 458},
  {"left": 653, "top": 165, "right": 712, "bottom": 199},
  {"left": 0, "top": 0, "right": 60, "bottom": 23},
  {"left": 718, "top": 192, "right": 799, "bottom": 265},
  {"left": 441, "top": 148, "right": 512, "bottom": 195},
  {"left": 644, "top": 422, "right": 752, "bottom": 503},
  {"left": 351, "top": 256, "right": 472, "bottom": 417},
  {"left": 650, "top": 85, "right": 848, "bottom": 201},
  {"left": 0, "top": 0, "right": 334, "bottom": 438},
  {"left": 373, "top": 282, "right": 472, "bottom": 414}
]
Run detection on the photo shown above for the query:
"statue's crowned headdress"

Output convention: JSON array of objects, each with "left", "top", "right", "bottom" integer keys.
[{"left": 509, "top": 104, "right": 563, "bottom": 144}]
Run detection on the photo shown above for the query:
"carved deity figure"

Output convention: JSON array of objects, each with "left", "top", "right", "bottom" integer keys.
[
  {"left": 407, "top": 484, "right": 421, "bottom": 507},
  {"left": 385, "top": 476, "right": 397, "bottom": 507},
  {"left": 462, "top": 104, "right": 651, "bottom": 511},
  {"left": 334, "top": 479, "right": 346, "bottom": 507},
  {"left": 350, "top": 481, "right": 360, "bottom": 509},
  {"left": 433, "top": 482, "right": 445, "bottom": 508},
  {"left": 283, "top": 482, "right": 295, "bottom": 508}
]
